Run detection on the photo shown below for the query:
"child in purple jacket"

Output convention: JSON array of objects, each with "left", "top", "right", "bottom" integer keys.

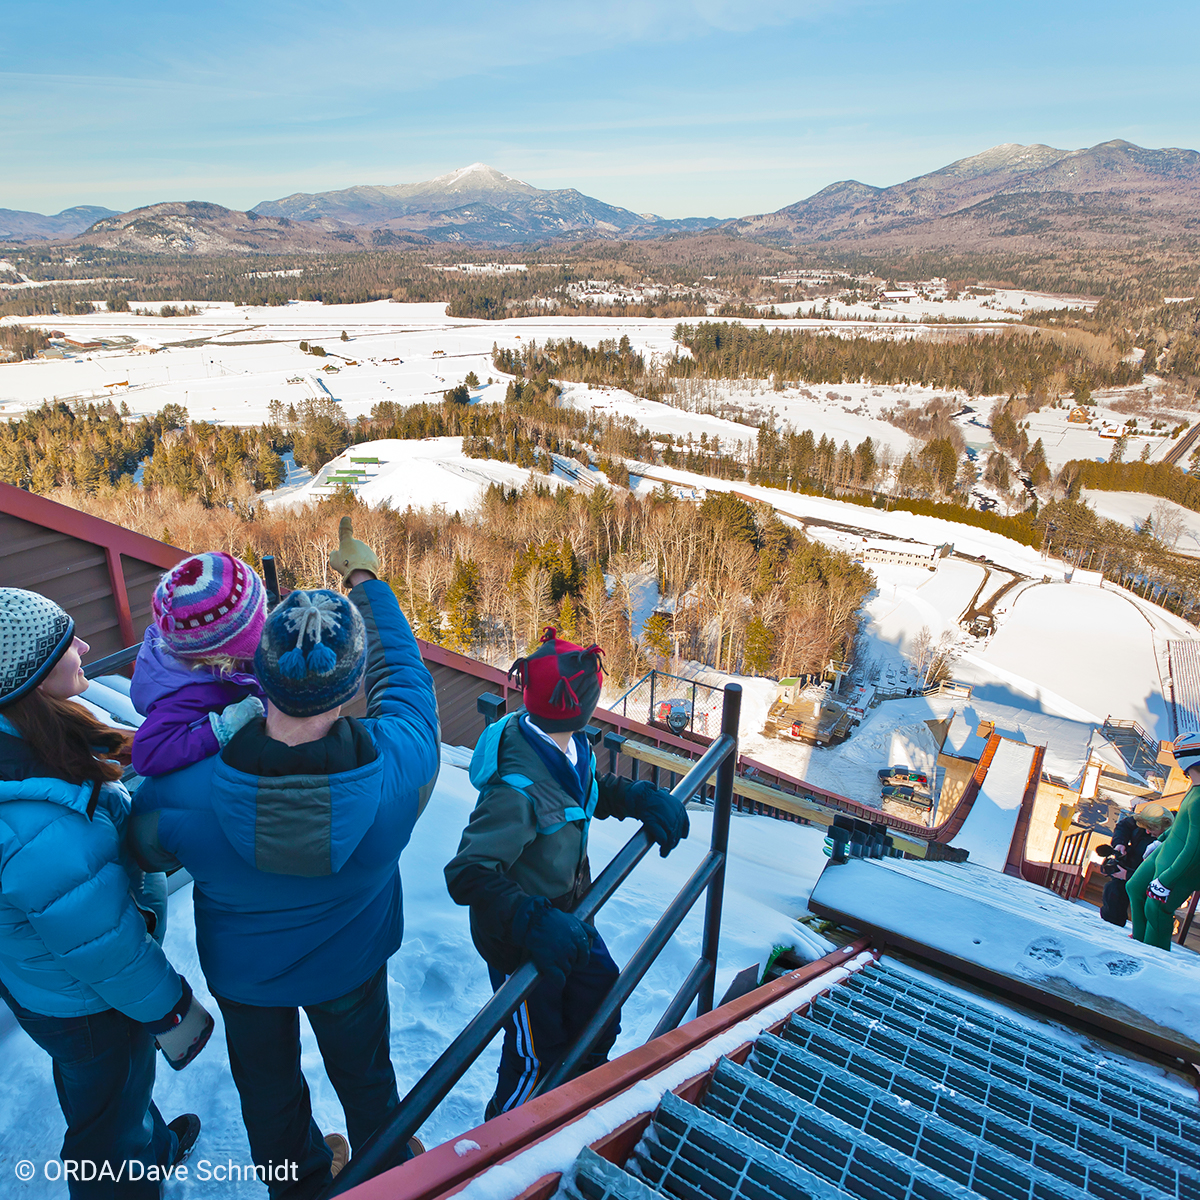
[{"left": 131, "top": 552, "right": 268, "bottom": 777}]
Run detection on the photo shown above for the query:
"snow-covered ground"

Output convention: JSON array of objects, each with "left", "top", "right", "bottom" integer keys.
[
  {"left": 263, "top": 434, "right": 1195, "bottom": 804},
  {"left": 1081, "top": 488, "right": 1200, "bottom": 556},
  {"left": 6, "top": 296, "right": 1197, "bottom": 803},
  {"left": 0, "top": 751, "right": 832, "bottom": 1198},
  {"left": 267, "top": 438, "right": 570, "bottom": 513},
  {"left": 766, "top": 286, "right": 1096, "bottom": 325},
  {"left": 1, "top": 300, "right": 1183, "bottom": 475}
]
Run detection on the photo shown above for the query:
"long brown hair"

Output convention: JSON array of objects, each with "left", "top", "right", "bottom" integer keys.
[{"left": 3, "top": 690, "right": 130, "bottom": 785}]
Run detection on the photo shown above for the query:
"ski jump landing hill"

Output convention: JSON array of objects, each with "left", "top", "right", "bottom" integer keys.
[{"left": 4, "top": 482, "right": 1198, "bottom": 1200}]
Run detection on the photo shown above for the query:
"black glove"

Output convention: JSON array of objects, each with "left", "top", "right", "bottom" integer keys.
[
  {"left": 145, "top": 978, "right": 215, "bottom": 1071},
  {"left": 511, "top": 896, "right": 595, "bottom": 989},
  {"left": 625, "top": 780, "right": 690, "bottom": 857}
]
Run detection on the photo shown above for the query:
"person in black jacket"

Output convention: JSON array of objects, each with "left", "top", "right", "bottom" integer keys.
[{"left": 1098, "top": 802, "right": 1173, "bottom": 926}]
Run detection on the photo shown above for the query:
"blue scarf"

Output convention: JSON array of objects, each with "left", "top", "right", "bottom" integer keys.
[{"left": 518, "top": 715, "right": 590, "bottom": 806}]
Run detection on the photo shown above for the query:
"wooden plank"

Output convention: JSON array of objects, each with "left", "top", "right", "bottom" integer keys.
[{"left": 618, "top": 740, "right": 929, "bottom": 858}]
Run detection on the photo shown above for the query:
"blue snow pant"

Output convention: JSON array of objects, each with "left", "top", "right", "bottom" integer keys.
[
  {"left": 0, "top": 978, "right": 177, "bottom": 1199},
  {"left": 487, "top": 931, "right": 621, "bottom": 1114},
  {"left": 213, "top": 964, "right": 401, "bottom": 1200}
]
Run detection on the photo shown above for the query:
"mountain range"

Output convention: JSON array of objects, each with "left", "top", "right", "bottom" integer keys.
[
  {"left": 0, "top": 205, "right": 118, "bottom": 242},
  {"left": 252, "top": 163, "right": 719, "bottom": 241},
  {"left": 3, "top": 141, "right": 1198, "bottom": 254},
  {"left": 729, "top": 139, "right": 1200, "bottom": 250}
]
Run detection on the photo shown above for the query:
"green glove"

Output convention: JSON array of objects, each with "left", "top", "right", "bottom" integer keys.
[{"left": 328, "top": 515, "right": 380, "bottom": 583}]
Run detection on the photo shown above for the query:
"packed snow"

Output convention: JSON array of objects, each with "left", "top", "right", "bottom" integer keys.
[{"left": 954, "top": 582, "right": 1172, "bottom": 732}]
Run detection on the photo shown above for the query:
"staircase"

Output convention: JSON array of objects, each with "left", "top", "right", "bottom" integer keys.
[
  {"left": 561, "top": 960, "right": 1193, "bottom": 1200},
  {"left": 1101, "top": 717, "right": 1163, "bottom": 780}
]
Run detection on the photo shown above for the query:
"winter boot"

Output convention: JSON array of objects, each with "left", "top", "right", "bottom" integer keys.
[{"left": 326, "top": 1133, "right": 350, "bottom": 1177}]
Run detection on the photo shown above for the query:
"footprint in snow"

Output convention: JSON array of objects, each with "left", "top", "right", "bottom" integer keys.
[{"left": 1025, "top": 936, "right": 1065, "bottom": 966}]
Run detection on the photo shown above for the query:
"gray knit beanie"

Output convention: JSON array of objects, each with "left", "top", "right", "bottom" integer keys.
[
  {"left": 254, "top": 589, "right": 366, "bottom": 718},
  {"left": 0, "top": 588, "right": 76, "bottom": 708}
]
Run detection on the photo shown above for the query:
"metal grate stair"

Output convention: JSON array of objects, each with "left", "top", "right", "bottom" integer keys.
[
  {"left": 629, "top": 1092, "right": 855, "bottom": 1200},
  {"left": 824, "top": 983, "right": 1200, "bottom": 1139},
  {"left": 556, "top": 962, "right": 1193, "bottom": 1200},
  {"left": 704, "top": 1055, "right": 1081, "bottom": 1200},
  {"left": 801, "top": 994, "right": 1200, "bottom": 1173},
  {"left": 701, "top": 1058, "right": 981, "bottom": 1200},
  {"left": 854, "top": 962, "right": 1195, "bottom": 1116},
  {"left": 744, "top": 1032, "right": 1160, "bottom": 1200},
  {"left": 763, "top": 1021, "right": 1197, "bottom": 1200}
]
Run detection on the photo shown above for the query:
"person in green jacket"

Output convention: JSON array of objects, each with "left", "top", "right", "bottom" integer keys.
[
  {"left": 1127, "top": 729, "right": 1200, "bottom": 950},
  {"left": 445, "top": 628, "right": 689, "bottom": 1117}
]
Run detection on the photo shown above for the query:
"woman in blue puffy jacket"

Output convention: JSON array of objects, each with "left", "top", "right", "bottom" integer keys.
[{"left": 0, "top": 588, "right": 203, "bottom": 1197}]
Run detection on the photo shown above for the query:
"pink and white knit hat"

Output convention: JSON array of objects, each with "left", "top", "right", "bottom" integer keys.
[{"left": 152, "top": 552, "right": 266, "bottom": 661}]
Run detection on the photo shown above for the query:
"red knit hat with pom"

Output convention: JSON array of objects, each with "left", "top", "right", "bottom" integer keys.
[{"left": 509, "top": 627, "right": 604, "bottom": 732}]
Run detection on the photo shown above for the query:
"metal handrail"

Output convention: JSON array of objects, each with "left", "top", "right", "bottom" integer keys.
[
  {"left": 83, "top": 645, "right": 141, "bottom": 679},
  {"left": 322, "top": 684, "right": 742, "bottom": 1197}
]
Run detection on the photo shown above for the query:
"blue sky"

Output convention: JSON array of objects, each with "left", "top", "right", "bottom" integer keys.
[{"left": 3, "top": 0, "right": 1198, "bottom": 218}]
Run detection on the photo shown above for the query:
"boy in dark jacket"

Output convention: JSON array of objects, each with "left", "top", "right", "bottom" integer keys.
[
  {"left": 445, "top": 628, "right": 689, "bottom": 1117},
  {"left": 132, "top": 519, "right": 440, "bottom": 1198}
]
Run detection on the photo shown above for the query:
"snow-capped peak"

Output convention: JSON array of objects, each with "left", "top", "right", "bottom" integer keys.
[{"left": 433, "top": 163, "right": 529, "bottom": 191}]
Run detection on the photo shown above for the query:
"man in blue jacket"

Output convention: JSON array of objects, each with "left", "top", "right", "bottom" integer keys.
[{"left": 132, "top": 519, "right": 440, "bottom": 1198}]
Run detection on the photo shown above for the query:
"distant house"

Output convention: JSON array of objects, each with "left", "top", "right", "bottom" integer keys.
[{"left": 1067, "top": 406, "right": 1091, "bottom": 424}]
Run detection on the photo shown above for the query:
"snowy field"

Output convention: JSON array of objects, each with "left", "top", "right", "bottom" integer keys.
[
  {"left": 269, "top": 437, "right": 560, "bottom": 513},
  {"left": 0, "top": 299, "right": 1184, "bottom": 474},
  {"left": 766, "top": 286, "right": 1096, "bottom": 324},
  {"left": 1081, "top": 488, "right": 1200, "bottom": 555},
  {"left": 0, "top": 752, "right": 832, "bottom": 1198}
]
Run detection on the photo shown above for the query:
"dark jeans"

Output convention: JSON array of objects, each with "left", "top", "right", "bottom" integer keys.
[
  {"left": 487, "top": 931, "right": 621, "bottom": 1113},
  {"left": 213, "top": 965, "right": 399, "bottom": 1200},
  {"left": 0, "top": 980, "right": 176, "bottom": 1200}
]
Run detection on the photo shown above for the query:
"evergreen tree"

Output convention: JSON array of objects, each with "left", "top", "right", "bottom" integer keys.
[
  {"left": 641, "top": 610, "right": 672, "bottom": 660},
  {"left": 743, "top": 617, "right": 777, "bottom": 676},
  {"left": 557, "top": 594, "right": 580, "bottom": 641},
  {"left": 444, "top": 557, "right": 482, "bottom": 653}
]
